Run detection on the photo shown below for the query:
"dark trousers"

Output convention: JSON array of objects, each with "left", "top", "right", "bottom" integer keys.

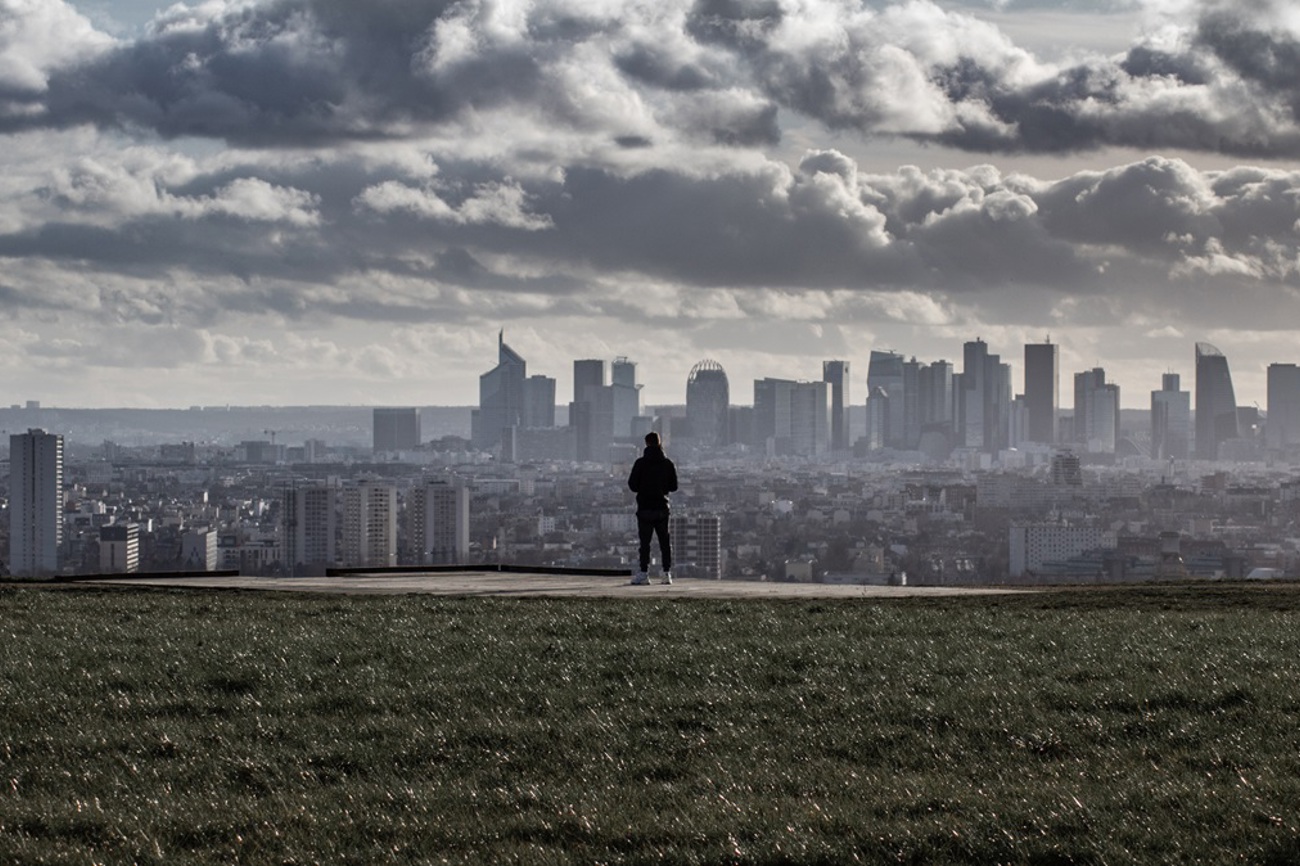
[{"left": 636, "top": 509, "right": 672, "bottom": 573}]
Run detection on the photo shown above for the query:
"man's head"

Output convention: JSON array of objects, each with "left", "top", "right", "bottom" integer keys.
[{"left": 645, "top": 432, "right": 661, "bottom": 448}]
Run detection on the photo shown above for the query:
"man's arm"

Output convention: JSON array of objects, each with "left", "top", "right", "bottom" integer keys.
[
  {"left": 628, "top": 460, "right": 641, "bottom": 492},
  {"left": 666, "top": 461, "right": 678, "bottom": 494}
]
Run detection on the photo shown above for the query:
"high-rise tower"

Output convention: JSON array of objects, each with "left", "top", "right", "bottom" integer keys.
[
  {"left": 1195, "top": 342, "right": 1239, "bottom": 460},
  {"left": 753, "top": 378, "right": 829, "bottom": 456},
  {"left": 1151, "top": 373, "right": 1190, "bottom": 460},
  {"left": 9, "top": 429, "right": 64, "bottom": 577},
  {"left": 686, "top": 360, "right": 730, "bottom": 447},
  {"left": 1074, "top": 368, "right": 1120, "bottom": 453},
  {"left": 1267, "top": 363, "right": 1300, "bottom": 451},
  {"left": 373, "top": 407, "right": 421, "bottom": 454},
  {"left": 958, "top": 339, "right": 1011, "bottom": 453},
  {"left": 822, "top": 360, "right": 850, "bottom": 451},
  {"left": 1023, "top": 340, "right": 1058, "bottom": 445},
  {"left": 611, "top": 358, "right": 641, "bottom": 440},
  {"left": 472, "top": 331, "right": 527, "bottom": 451},
  {"left": 867, "top": 351, "right": 905, "bottom": 448}
]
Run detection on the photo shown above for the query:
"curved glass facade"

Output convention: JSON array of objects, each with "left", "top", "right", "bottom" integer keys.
[
  {"left": 686, "top": 359, "right": 730, "bottom": 447},
  {"left": 1194, "top": 342, "right": 1239, "bottom": 460}
]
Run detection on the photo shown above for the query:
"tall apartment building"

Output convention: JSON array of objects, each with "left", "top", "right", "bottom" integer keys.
[
  {"left": 9, "top": 429, "right": 64, "bottom": 577},
  {"left": 342, "top": 482, "right": 397, "bottom": 568},
  {"left": 283, "top": 484, "right": 338, "bottom": 574},
  {"left": 373, "top": 407, "right": 421, "bottom": 453},
  {"left": 99, "top": 523, "right": 140, "bottom": 574},
  {"left": 407, "top": 481, "right": 470, "bottom": 564},
  {"left": 668, "top": 512, "right": 723, "bottom": 579}
]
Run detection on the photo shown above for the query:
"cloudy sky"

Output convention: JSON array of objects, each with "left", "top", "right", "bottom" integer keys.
[{"left": 3, "top": 0, "right": 1299, "bottom": 408}]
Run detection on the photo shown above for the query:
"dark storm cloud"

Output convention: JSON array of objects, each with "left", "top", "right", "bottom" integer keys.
[
  {"left": 0, "top": 0, "right": 545, "bottom": 144},
  {"left": 613, "top": 45, "right": 718, "bottom": 91},
  {"left": 7, "top": 0, "right": 1300, "bottom": 156},
  {"left": 5, "top": 143, "right": 1300, "bottom": 335}
]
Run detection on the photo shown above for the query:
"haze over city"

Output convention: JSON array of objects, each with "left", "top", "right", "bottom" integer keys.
[{"left": 3, "top": 0, "right": 1300, "bottom": 407}]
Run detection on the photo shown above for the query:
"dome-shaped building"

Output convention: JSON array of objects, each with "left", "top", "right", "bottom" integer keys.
[{"left": 686, "top": 359, "right": 730, "bottom": 447}]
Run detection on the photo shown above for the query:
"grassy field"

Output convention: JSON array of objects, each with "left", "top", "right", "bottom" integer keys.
[{"left": 3, "top": 584, "right": 1300, "bottom": 864}]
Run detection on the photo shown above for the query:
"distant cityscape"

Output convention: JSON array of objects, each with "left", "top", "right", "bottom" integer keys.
[{"left": 4, "top": 330, "right": 1300, "bottom": 584}]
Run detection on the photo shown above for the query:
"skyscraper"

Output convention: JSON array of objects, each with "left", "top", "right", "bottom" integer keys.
[
  {"left": 1266, "top": 363, "right": 1300, "bottom": 451},
  {"left": 918, "top": 360, "right": 954, "bottom": 430},
  {"left": 864, "top": 386, "right": 889, "bottom": 451},
  {"left": 867, "top": 351, "right": 905, "bottom": 447},
  {"left": 611, "top": 357, "right": 641, "bottom": 439},
  {"left": 1074, "top": 367, "right": 1120, "bottom": 453},
  {"left": 753, "top": 378, "right": 829, "bottom": 456},
  {"left": 373, "top": 407, "right": 421, "bottom": 453},
  {"left": 1151, "top": 373, "right": 1191, "bottom": 460},
  {"left": 522, "top": 375, "right": 557, "bottom": 429},
  {"left": 958, "top": 340, "right": 1011, "bottom": 453},
  {"left": 572, "top": 359, "right": 611, "bottom": 462},
  {"left": 1195, "top": 342, "right": 1239, "bottom": 460},
  {"left": 822, "top": 360, "right": 850, "bottom": 451},
  {"left": 572, "top": 359, "right": 606, "bottom": 404},
  {"left": 686, "top": 359, "right": 730, "bottom": 447},
  {"left": 1023, "top": 340, "right": 1059, "bottom": 445},
  {"left": 9, "top": 429, "right": 63, "bottom": 577},
  {"left": 472, "top": 331, "right": 527, "bottom": 452}
]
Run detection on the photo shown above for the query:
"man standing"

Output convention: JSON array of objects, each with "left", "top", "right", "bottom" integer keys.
[{"left": 627, "top": 431, "right": 678, "bottom": 585}]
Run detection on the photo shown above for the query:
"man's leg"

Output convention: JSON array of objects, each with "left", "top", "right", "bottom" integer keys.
[
  {"left": 637, "top": 514, "right": 654, "bottom": 574},
  {"left": 655, "top": 513, "right": 672, "bottom": 574}
]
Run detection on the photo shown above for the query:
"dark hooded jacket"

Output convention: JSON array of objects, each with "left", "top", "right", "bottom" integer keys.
[{"left": 628, "top": 444, "right": 678, "bottom": 513}]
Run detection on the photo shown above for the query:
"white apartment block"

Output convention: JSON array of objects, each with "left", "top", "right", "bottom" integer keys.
[
  {"left": 181, "top": 528, "right": 219, "bottom": 572},
  {"left": 99, "top": 523, "right": 140, "bottom": 574},
  {"left": 1009, "top": 524, "right": 1105, "bottom": 577}
]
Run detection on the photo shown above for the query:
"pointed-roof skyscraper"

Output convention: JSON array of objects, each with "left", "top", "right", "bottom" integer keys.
[{"left": 472, "top": 330, "right": 527, "bottom": 451}]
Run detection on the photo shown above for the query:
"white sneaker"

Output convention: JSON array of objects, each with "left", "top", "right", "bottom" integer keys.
[
  {"left": 660, "top": 571, "right": 673, "bottom": 585},
  {"left": 630, "top": 572, "right": 649, "bottom": 585}
]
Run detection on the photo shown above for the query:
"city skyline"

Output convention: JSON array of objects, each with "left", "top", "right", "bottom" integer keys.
[{"left": 4, "top": 1, "right": 1300, "bottom": 408}]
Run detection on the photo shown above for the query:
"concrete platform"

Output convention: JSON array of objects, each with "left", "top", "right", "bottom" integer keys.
[{"left": 89, "top": 572, "right": 1026, "bottom": 598}]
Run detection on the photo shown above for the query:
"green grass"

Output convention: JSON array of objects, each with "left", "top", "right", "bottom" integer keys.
[{"left": 3, "top": 584, "right": 1300, "bottom": 864}]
